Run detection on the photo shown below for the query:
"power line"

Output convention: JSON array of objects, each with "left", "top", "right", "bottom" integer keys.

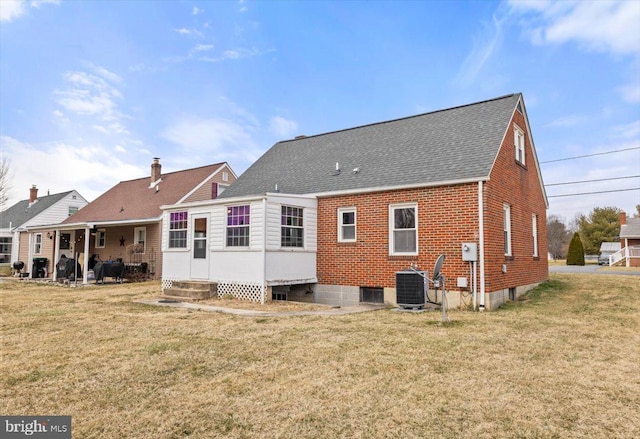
[
  {"left": 547, "top": 187, "right": 640, "bottom": 198},
  {"left": 545, "top": 175, "right": 640, "bottom": 186},
  {"left": 540, "top": 146, "right": 640, "bottom": 164}
]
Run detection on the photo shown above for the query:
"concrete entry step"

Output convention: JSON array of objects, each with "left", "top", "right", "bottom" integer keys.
[{"left": 165, "top": 281, "right": 217, "bottom": 300}]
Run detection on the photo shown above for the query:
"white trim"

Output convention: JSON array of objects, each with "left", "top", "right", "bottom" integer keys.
[
  {"left": 134, "top": 226, "right": 147, "bottom": 253},
  {"left": 389, "top": 202, "right": 418, "bottom": 256},
  {"left": 514, "top": 123, "right": 525, "bottom": 165},
  {"left": 503, "top": 203, "right": 512, "bottom": 256},
  {"left": 313, "top": 177, "right": 487, "bottom": 199},
  {"left": 338, "top": 207, "right": 357, "bottom": 243},
  {"left": 532, "top": 214, "right": 539, "bottom": 258}
]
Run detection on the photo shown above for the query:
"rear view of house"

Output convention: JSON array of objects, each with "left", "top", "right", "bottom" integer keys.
[{"left": 162, "top": 93, "right": 548, "bottom": 310}]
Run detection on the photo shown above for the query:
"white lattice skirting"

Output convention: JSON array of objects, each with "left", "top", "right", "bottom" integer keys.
[
  {"left": 218, "top": 281, "right": 266, "bottom": 304},
  {"left": 161, "top": 278, "right": 175, "bottom": 290}
]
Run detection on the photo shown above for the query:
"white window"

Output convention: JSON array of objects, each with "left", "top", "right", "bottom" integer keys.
[
  {"left": 68, "top": 206, "right": 79, "bottom": 216},
  {"left": 338, "top": 207, "right": 356, "bottom": 242},
  {"left": 95, "top": 229, "right": 106, "bottom": 248},
  {"left": 515, "top": 125, "right": 525, "bottom": 165},
  {"left": 226, "top": 205, "right": 250, "bottom": 247},
  {"left": 504, "top": 204, "right": 512, "bottom": 256},
  {"left": 134, "top": 227, "right": 146, "bottom": 253},
  {"left": 281, "top": 206, "right": 304, "bottom": 248},
  {"left": 222, "top": 171, "right": 229, "bottom": 182},
  {"left": 169, "top": 211, "right": 188, "bottom": 248},
  {"left": 532, "top": 214, "right": 538, "bottom": 258},
  {"left": 390, "top": 203, "right": 418, "bottom": 255},
  {"left": 34, "top": 233, "right": 42, "bottom": 255}
]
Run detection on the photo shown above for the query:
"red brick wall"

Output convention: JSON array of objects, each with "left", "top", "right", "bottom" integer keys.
[
  {"left": 316, "top": 108, "right": 548, "bottom": 296},
  {"left": 317, "top": 183, "right": 480, "bottom": 289},
  {"left": 482, "top": 109, "right": 548, "bottom": 292}
]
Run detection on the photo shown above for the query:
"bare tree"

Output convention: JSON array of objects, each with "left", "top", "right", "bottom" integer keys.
[
  {"left": 0, "top": 154, "right": 12, "bottom": 209},
  {"left": 547, "top": 215, "right": 571, "bottom": 260}
]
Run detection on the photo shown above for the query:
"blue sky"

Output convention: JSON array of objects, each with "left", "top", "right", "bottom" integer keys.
[{"left": 1, "top": 0, "right": 639, "bottom": 223}]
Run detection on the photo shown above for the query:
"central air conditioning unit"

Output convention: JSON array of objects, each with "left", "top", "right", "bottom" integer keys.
[{"left": 396, "top": 270, "right": 427, "bottom": 309}]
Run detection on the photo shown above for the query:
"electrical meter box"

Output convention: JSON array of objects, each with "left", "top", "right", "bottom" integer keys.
[{"left": 462, "top": 242, "right": 478, "bottom": 261}]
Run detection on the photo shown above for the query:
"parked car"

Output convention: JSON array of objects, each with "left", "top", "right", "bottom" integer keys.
[{"left": 598, "top": 253, "right": 612, "bottom": 265}]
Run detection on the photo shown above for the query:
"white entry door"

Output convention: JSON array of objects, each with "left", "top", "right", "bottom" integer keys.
[
  {"left": 59, "top": 231, "right": 75, "bottom": 258},
  {"left": 190, "top": 215, "right": 209, "bottom": 279}
]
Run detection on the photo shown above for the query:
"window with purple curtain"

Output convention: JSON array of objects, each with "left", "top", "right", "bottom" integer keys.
[{"left": 226, "top": 205, "right": 250, "bottom": 247}]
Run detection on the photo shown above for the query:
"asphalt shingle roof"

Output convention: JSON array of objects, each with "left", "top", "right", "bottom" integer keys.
[
  {"left": 221, "top": 93, "right": 522, "bottom": 199},
  {"left": 62, "top": 163, "right": 226, "bottom": 224},
  {"left": 620, "top": 217, "right": 640, "bottom": 238},
  {"left": 0, "top": 191, "right": 73, "bottom": 229}
]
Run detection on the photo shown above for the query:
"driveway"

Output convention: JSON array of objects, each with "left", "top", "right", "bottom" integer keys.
[{"left": 549, "top": 264, "right": 640, "bottom": 276}]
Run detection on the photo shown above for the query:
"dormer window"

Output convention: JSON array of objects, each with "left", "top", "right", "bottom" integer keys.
[{"left": 515, "top": 125, "right": 525, "bottom": 166}]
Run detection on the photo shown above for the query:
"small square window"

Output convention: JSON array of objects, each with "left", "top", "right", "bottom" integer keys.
[{"left": 338, "top": 207, "right": 356, "bottom": 242}]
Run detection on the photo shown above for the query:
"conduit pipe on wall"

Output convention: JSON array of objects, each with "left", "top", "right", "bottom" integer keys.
[{"left": 478, "top": 180, "right": 486, "bottom": 311}]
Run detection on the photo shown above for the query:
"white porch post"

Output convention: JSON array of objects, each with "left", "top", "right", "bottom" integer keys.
[
  {"left": 27, "top": 232, "right": 33, "bottom": 279},
  {"left": 625, "top": 238, "right": 630, "bottom": 268},
  {"left": 53, "top": 230, "right": 60, "bottom": 281},
  {"left": 83, "top": 227, "right": 90, "bottom": 284}
]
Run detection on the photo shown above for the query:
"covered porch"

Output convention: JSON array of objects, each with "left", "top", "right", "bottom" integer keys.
[{"left": 26, "top": 220, "right": 159, "bottom": 284}]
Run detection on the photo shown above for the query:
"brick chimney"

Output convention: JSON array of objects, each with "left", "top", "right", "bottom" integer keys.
[
  {"left": 29, "top": 185, "right": 38, "bottom": 203},
  {"left": 151, "top": 158, "right": 161, "bottom": 184},
  {"left": 619, "top": 211, "right": 627, "bottom": 225}
]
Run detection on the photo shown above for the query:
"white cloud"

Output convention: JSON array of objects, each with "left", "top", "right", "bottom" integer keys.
[
  {"left": 198, "top": 47, "right": 263, "bottom": 63},
  {"left": 616, "top": 81, "right": 640, "bottom": 104},
  {"left": 173, "top": 28, "right": 204, "bottom": 37},
  {"left": 1, "top": 0, "right": 27, "bottom": 21},
  {"left": 191, "top": 44, "right": 214, "bottom": 54},
  {"left": 454, "top": 15, "right": 505, "bottom": 87},
  {"left": 1, "top": 135, "right": 144, "bottom": 206},
  {"left": 1, "top": 0, "right": 59, "bottom": 22},
  {"left": 509, "top": 0, "right": 640, "bottom": 56},
  {"left": 545, "top": 114, "right": 587, "bottom": 128},
  {"left": 55, "top": 69, "right": 124, "bottom": 122},
  {"left": 192, "top": 6, "right": 203, "bottom": 15},
  {"left": 269, "top": 116, "right": 298, "bottom": 138}
]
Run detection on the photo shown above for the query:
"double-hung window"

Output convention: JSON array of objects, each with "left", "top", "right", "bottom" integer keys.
[
  {"left": 95, "top": 229, "right": 106, "bottom": 248},
  {"left": 338, "top": 207, "right": 356, "bottom": 242},
  {"left": 134, "top": 227, "right": 146, "bottom": 253},
  {"left": 532, "top": 214, "right": 538, "bottom": 258},
  {"left": 515, "top": 125, "right": 525, "bottom": 165},
  {"left": 504, "top": 204, "right": 512, "bottom": 256},
  {"left": 34, "top": 233, "right": 42, "bottom": 255},
  {"left": 227, "top": 205, "right": 250, "bottom": 247},
  {"left": 281, "top": 206, "right": 304, "bottom": 248},
  {"left": 390, "top": 203, "right": 418, "bottom": 255},
  {"left": 169, "top": 211, "right": 188, "bottom": 248}
]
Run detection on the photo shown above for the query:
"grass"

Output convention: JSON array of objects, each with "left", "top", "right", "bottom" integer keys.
[{"left": 1, "top": 274, "right": 639, "bottom": 438}]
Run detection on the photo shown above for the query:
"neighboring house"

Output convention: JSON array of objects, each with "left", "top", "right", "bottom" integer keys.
[
  {"left": 598, "top": 242, "right": 621, "bottom": 265},
  {"left": 614, "top": 211, "right": 640, "bottom": 267},
  {"left": 0, "top": 186, "right": 88, "bottom": 276},
  {"left": 26, "top": 159, "right": 236, "bottom": 283},
  {"left": 161, "top": 93, "right": 549, "bottom": 310}
]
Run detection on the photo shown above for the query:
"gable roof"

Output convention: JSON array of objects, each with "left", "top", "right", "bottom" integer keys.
[
  {"left": 0, "top": 191, "right": 74, "bottom": 229},
  {"left": 62, "top": 163, "right": 228, "bottom": 225},
  {"left": 221, "top": 94, "right": 523, "bottom": 199},
  {"left": 620, "top": 217, "right": 640, "bottom": 239},
  {"left": 599, "top": 242, "right": 621, "bottom": 252}
]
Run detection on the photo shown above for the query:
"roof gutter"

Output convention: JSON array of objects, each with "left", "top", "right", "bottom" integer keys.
[{"left": 311, "top": 176, "right": 489, "bottom": 199}]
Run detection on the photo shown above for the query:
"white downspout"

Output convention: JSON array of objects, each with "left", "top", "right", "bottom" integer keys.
[
  {"left": 262, "top": 197, "right": 268, "bottom": 304},
  {"left": 478, "top": 181, "right": 486, "bottom": 311}
]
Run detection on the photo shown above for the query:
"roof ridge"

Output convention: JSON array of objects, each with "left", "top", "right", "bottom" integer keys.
[
  {"left": 278, "top": 93, "right": 518, "bottom": 144},
  {"left": 117, "top": 161, "right": 227, "bottom": 184},
  {"left": 11, "top": 190, "right": 74, "bottom": 204}
]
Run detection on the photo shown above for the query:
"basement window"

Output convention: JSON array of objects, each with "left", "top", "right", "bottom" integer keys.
[{"left": 360, "top": 287, "right": 384, "bottom": 304}]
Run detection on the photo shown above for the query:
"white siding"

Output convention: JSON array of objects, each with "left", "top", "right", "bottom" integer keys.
[
  {"left": 210, "top": 205, "right": 225, "bottom": 250},
  {"left": 211, "top": 250, "right": 263, "bottom": 283},
  {"left": 266, "top": 251, "right": 317, "bottom": 285},
  {"left": 22, "top": 191, "right": 88, "bottom": 228},
  {"left": 249, "top": 200, "right": 264, "bottom": 249},
  {"left": 265, "top": 202, "right": 282, "bottom": 250}
]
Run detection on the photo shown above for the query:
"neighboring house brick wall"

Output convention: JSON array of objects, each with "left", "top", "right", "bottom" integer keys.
[
  {"left": 317, "top": 183, "right": 479, "bottom": 291},
  {"left": 483, "top": 111, "right": 548, "bottom": 295}
]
